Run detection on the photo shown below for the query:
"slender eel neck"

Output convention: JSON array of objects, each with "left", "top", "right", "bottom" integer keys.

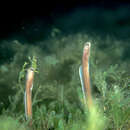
[
  {"left": 25, "top": 68, "right": 34, "bottom": 122},
  {"left": 82, "top": 42, "right": 93, "bottom": 109}
]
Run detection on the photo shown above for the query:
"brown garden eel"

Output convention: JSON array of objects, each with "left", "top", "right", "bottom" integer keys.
[
  {"left": 24, "top": 67, "right": 34, "bottom": 125},
  {"left": 79, "top": 42, "right": 93, "bottom": 110}
]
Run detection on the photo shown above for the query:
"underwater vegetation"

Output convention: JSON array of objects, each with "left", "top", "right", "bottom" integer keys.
[{"left": 0, "top": 31, "right": 130, "bottom": 130}]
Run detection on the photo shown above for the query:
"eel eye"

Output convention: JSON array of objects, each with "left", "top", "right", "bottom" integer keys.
[
  {"left": 84, "top": 42, "right": 91, "bottom": 49},
  {"left": 30, "top": 67, "right": 34, "bottom": 71}
]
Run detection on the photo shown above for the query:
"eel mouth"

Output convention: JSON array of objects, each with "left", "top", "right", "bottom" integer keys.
[
  {"left": 83, "top": 42, "right": 91, "bottom": 58},
  {"left": 84, "top": 42, "right": 91, "bottom": 50}
]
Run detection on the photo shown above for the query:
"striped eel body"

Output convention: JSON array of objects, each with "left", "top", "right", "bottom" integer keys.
[
  {"left": 79, "top": 65, "right": 86, "bottom": 104},
  {"left": 79, "top": 42, "right": 93, "bottom": 109},
  {"left": 24, "top": 68, "right": 34, "bottom": 121}
]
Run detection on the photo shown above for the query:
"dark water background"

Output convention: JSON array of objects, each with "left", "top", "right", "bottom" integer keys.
[{"left": 1, "top": 6, "right": 130, "bottom": 62}]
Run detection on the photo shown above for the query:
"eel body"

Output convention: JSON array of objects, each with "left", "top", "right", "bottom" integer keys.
[
  {"left": 24, "top": 68, "right": 34, "bottom": 120},
  {"left": 79, "top": 42, "right": 93, "bottom": 109},
  {"left": 79, "top": 65, "right": 86, "bottom": 104}
]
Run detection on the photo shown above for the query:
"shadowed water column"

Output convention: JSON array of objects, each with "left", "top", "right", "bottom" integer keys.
[{"left": 24, "top": 67, "right": 34, "bottom": 126}]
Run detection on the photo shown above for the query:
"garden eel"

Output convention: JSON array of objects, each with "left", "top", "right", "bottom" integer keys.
[
  {"left": 24, "top": 43, "right": 92, "bottom": 121},
  {"left": 24, "top": 67, "right": 34, "bottom": 121},
  {"left": 79, "top": 42, "right": 93, "bottom": 109}
]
